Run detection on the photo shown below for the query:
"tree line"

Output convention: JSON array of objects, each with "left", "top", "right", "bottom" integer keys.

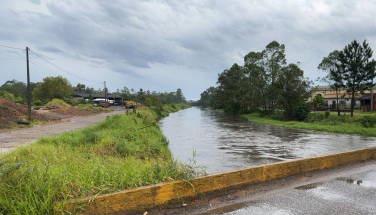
[
  {"left": 196, "top": 39, "right": 376, "bottom": 120},
  {"left": 0, "top": 76, "right": 186, "bottom": 106},
  {"left": 196, "top": 41, "right": 313, "bottom": 121}
]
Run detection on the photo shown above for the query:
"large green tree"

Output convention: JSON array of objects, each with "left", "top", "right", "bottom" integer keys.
[
  {"left": 198, "top": 86, "right": 218, "bottom": 108},
  {"left": 174, "top": 88, "right": 186, "bottom": 103},
  {"left": 336, "top": 40, "right": 376, "bottom": 116},
  {"left": 264, "top": 41, "right": 286, "bottom": 113},
  {"left": 216, "top": 63, "right": 248, "bottom": 114},
  {"left": 32, "top": 76, "right": 74, "bottom": 102},
  {"left": 0, "top": 80, "right": 39, "bottom": 103},
  {"left": 244, "top": 51, "right": 268, "bottom": 111},
  {"left": 318, "top": 50, "right": 344, "bottom": 115},
  {"left": 279, "top": 64, "right": 312, "bottom": 120}
]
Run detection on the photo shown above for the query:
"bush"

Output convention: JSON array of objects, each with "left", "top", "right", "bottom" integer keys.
[
  {"left": 292, "top": 102, "right": 311, "bottom": 121},
  {"left": 325, "top": 111, "right": 331, "bottom": 118},
  {"left": 0, "top": 90, "right": 15, "bottom": 101},
  {"left": 33, "top": 100, "right": 43, "bottom": 106},
  {"left": 305, "top": 112, "right": 326, "bottom": 123},
  {"left": 270, "top": 111, "right": 285, "bottom": 121},
  {"left": 44, "top": 99, "right": 70, "bottom": 109},
  {"left": 360, "top": 116, "right": 376, "bottom": 128}
]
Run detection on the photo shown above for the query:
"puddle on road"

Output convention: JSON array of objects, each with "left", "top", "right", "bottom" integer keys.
[
  {"left": 336, "top": 171, "right": 376, "bottom": 188},
  {"left": 295, "top": 182, "right": 323, "bottom": 190}
]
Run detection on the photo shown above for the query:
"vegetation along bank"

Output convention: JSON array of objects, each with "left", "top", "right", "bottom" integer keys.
[{"left": 0, "top": 103, "right": 196, "bottom": 214}]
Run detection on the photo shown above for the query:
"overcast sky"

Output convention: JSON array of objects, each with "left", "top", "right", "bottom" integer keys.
[{"left": 1, "top": 0, "right": 376, "bottom": 100}]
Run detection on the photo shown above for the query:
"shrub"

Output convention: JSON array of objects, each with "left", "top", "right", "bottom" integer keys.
[
  {"left": 44, "top": 99, "right": 70, "bottom": 109},
  {"left": 292, "top": 102, "right": 311, "bottom": 121},
  {"left": 360, "top": 116, "right": 376, "bottom": 128},
  {"left": 305, "top": 112, "right": 325, "bottom": 123},
  {"left": 270, "top": 111, "right": 285, "bottom": 121},
  {"left": 0, "top": 90, "right": 15, "bottom": 101},
  {"left": 325, "top": 111, "right": 330, "bottom": 118},
  {"left": 33, "top": 100, "right": 43, "bottom": 106}
]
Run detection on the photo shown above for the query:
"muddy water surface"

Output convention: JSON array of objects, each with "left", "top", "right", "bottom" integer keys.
[{"left": 159, "top": 107, "right": 376, "bottom": 174}]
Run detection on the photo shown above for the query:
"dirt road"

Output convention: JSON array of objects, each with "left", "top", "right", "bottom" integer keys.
[{"left": 0, "top": 108, "right": 125, "bottom": 153}]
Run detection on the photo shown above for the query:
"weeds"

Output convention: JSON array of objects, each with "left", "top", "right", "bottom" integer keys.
[
  {"left": 0, "top": 104, "right": 198, "bottom": 214},
  {"left": 244, "top": 111, "right": 376, "bottom": 136}
]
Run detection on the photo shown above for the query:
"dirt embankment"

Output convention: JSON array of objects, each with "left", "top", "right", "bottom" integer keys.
[
  {"left": 49, "top": 106, "right": 108, "bottom": 116},
  {"left": 0, "top": 98, "right": 55, "bottom": 128}
]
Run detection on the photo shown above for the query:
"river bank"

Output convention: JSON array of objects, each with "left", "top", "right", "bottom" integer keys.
[
  {"left": 0, "top": 104, "right": 194, "bottom": 214},
  {"left": 243, "top": 112, "right": 376, "bottom": 137}
]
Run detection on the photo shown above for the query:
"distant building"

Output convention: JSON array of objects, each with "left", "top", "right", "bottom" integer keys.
[
  {"left": 74, "top": 93, "right": 124, "bottom": 105},
  {"left": 312, "top": 86, "right": 376, "bottom": 111}
]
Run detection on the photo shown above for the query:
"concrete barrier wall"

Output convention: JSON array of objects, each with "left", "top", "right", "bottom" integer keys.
[{"left": 55, "top": 147, "right": 376, "bottom": 214}]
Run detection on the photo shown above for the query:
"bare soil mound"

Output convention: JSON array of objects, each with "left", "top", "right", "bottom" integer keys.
[
  {"left": 0, "top": 98, "right": 56, "bottom": 129},
  {"left": 49, "top": 106, "right": 108, "bottom": 116}
]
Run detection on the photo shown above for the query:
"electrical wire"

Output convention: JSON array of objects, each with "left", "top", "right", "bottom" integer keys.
[
  {"left": 28, "top": 49, "right": 103, "bottom": 84},
  {"left": 29, "top": 60, "right": 81, "bottom": 85},
  {"left": 0, "top": 44, "right": 25, "bottom": 50}
]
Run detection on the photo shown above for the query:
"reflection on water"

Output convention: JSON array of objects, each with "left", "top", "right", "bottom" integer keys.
[{"left": 159, "top": 107, "right": 376, "bottom": 174}]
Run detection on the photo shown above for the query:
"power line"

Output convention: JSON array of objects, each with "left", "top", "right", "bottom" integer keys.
[
  {"left": 29, "top": 60, "right": 81, "bottom": 85},
  {"left": 28, "top": 49, "right": 103, "bottom": 84},
  {"left": 0, "top": 44, "right": 24, "bottom": 50},
  {"left": 0, "top": 57, "right": 25, "bottom": 61}
]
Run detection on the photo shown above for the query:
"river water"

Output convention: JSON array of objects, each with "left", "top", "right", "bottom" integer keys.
[{"left": 159, "top": 107, "right": 376, "bottom": 174}]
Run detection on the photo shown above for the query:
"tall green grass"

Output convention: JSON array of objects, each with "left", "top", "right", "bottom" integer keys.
[
  {"left": 0, "top": 105, "right": 198, "bottom": 214},
  {"left": 244, "top": 112, "right": 376, "bottom": 137}
]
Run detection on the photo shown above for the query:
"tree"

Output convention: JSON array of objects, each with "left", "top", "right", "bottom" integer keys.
[
  {"left": 137, "top": 88, "right": 145, "bottom": 103},
  {"left": 175, "top": 88, "right": 186, "bottom": 103},
  {"left": 264, "top": 41, "right": 286, "bottom": 113},
  {"left": 198, "top": 86, "right": 218, "bottom": 108},
  {"left": 336, "top": 40, "right": 376, "bottom": 116},
  {"left": 74, "top": 83, "right": 86, "bottom": 93},
  {"left": 216, "top": 63, "right": 247, "bottom": 114},
  {"left": 244, "top": 51, "right": 268, "bottom": 112},
  {"left": 279, "top": 64, "right": 312, "bottom": 120},
  {"left": 0, "top": 90, "right": 15, "bottom": 101},
  {"left": 0, "top": 79, "right": 39, "bottom": 104},
  {"left": 32, "top": 76, "right": 74, "bottom": 102},
  {"left": 318, "top": 50, "right": 344, "bottom": 115},
  {"left": 312, "top": 94, "right": 325, "bottom": 112}
]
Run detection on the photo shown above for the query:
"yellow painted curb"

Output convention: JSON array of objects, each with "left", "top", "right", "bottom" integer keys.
[{"left": 55, "top": 147, "right": 376, "bottom": 214}]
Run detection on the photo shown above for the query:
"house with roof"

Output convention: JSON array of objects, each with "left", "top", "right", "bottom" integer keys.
[{"left": 312, "top": 86, "right": 376, "bottom": 111}]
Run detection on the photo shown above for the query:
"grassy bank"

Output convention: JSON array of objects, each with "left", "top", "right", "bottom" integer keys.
[
  {"left": 244, "top": 112, "right": 376, "bottom": 137},
  {"left": 0, "top": 104, "right": 196, "bottom": 214}
]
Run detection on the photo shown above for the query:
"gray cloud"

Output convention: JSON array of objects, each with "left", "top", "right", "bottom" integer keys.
[{"left": 1, "top": 0, "right": 376, "bottom": 99}]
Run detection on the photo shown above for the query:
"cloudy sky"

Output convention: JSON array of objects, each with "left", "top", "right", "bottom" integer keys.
[{"left": 1, "top": 0, "right": 376, "bottom": 100}]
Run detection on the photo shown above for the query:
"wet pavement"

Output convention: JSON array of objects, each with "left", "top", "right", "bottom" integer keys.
[
  {"left": 149, "top": 160, "right": 376, "bottom": 215},
  {"left": 159, "top": 107, "right": 376, "bottom": 174},
  {"left": 205, "top": 162, "right": 376, "bottom": 215}
]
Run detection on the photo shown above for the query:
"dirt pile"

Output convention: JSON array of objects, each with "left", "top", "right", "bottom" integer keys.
[
  {"left": 0, "top": 98, "right": 55, "bottom": 128},
  {"left": 49, "top": 106, "right": 108, "bottom": 116}
]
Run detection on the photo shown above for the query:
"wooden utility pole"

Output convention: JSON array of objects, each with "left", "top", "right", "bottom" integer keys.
[
  {"left": 26, "top": 47, "right": 31, "bottom": 121},
  {"left": 104, "top": 81, "right": 108, "bottom": 103},
  {"left": 371, "top": 79, "right": 374, "bottom": 111}
]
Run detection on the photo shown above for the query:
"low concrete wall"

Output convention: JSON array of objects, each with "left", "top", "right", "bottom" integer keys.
[{"left": 55, "top": 147, "right": 376, "bottom": 214}]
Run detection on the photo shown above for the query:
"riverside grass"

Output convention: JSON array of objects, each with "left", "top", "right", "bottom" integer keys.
[
  {"left": 0, "top": 104, "right": 197, "bottom": 215},
  {"left": 244, "top": 112, "right": 376, "bottom": 137}
]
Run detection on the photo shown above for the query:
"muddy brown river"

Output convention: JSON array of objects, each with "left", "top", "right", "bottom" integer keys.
[{"left": 159, "top": 107, "right": 376, "bottom": 174}]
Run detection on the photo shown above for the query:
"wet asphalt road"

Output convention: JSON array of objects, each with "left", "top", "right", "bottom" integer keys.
[
  {"left": 150, "top": 160, "right": 376, "bottom": 215},
  {"left": 205, "top": 162, "right": 376, "bottom": 215}
]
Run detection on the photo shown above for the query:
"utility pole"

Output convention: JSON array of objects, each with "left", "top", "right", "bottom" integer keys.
[
  {"left": 104, "top": 81, "right": 108, "bottom": 103},
  {"left": 26, "top": 47, "right": 31, "bottom": 121},
  {"left": 371, "top": 79, "right": 374, "bottom": 111}
]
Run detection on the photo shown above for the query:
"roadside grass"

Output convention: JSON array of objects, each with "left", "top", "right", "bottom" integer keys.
[
  {"left": 244, "top": 111, "right": 376, "bottom": 137},
  {"left": 0, "top": 104, "right": 198, "bottom": 214}
]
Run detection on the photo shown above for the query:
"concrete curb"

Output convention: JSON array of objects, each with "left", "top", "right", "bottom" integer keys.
[{"left": 55, "top": 147, "right": 376, "bottom": 214}]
